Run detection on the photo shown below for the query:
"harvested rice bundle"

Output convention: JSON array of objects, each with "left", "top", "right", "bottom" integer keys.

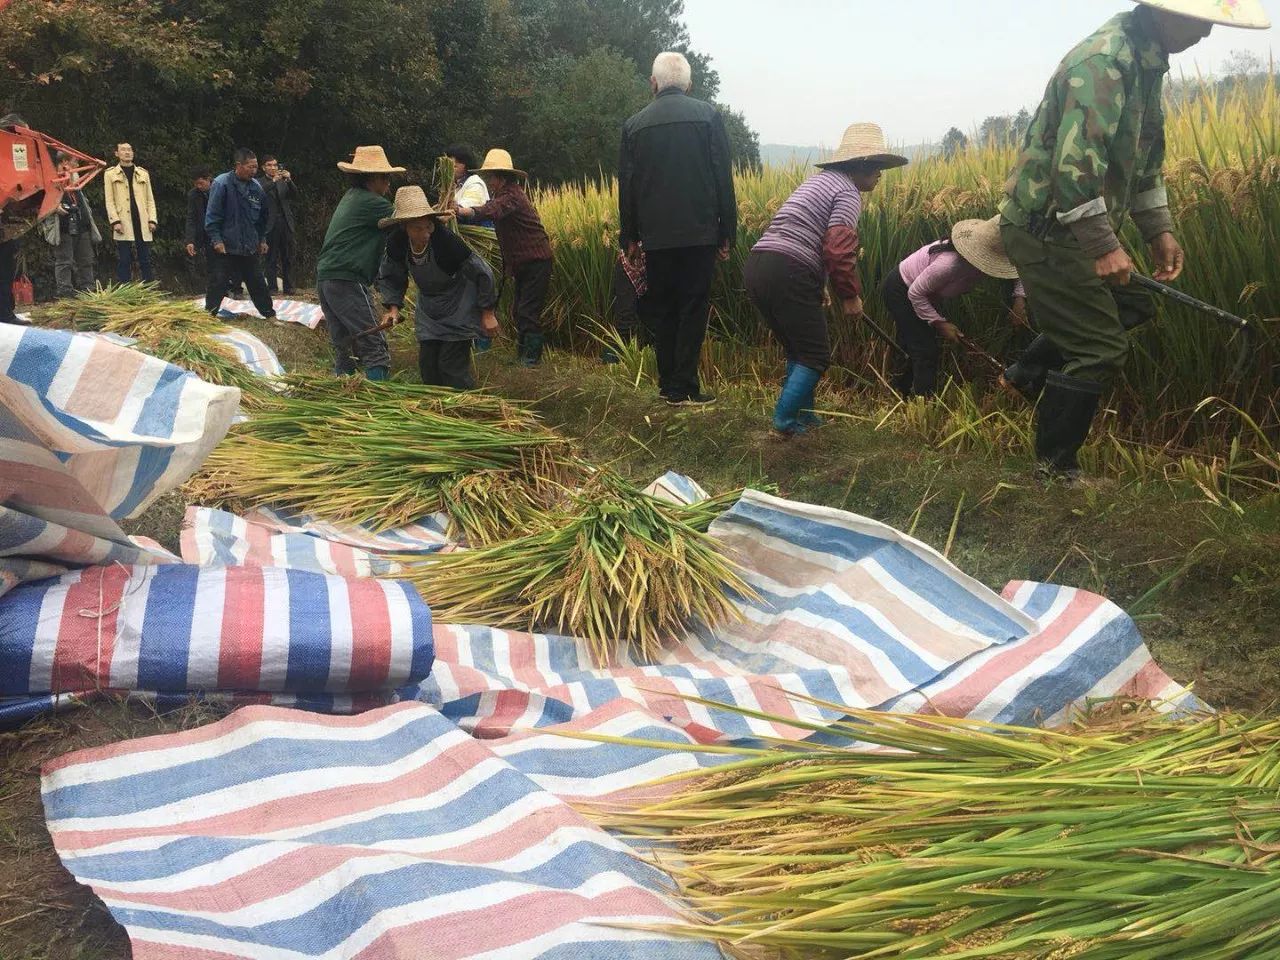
[
  {"left": 34, "top": 283, "right": 270, "bottom": 399},
  {"left": 188, "top": 374, "right": 579, "bottom": 535},
  {"left": 406, "top": 474, "right": 752, "bottom": 664},
  {"left": 595, "top": 702, "right": 1280, "bottom": 960}
]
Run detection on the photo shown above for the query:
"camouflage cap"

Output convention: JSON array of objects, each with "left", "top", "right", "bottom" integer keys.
[{"left": 1135, "top": 0, "right": 1270, "bottom": 28}]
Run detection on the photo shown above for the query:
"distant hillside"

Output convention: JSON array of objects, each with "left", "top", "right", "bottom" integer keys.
[{"left": 761, "top": 141, "right": 939, "bottom": 169}]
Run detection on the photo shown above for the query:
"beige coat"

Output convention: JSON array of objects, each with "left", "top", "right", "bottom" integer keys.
[{"left": 103, "top": 164, "right": 158, "bottom": 242}]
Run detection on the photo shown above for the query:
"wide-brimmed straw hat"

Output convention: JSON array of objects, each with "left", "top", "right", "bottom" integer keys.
[
  {"left": 337, "top": 145, "right": 406, "bottom": 175},
  {"left": 952, "top": 217, "right": 1019, "bottom": 280},
  {"left": 816, "top": 123, "right": 909, "bottom": 171},
  {"left": 471, "top": 148, "right": 527, "bottom": 179},
  {"left": 1136, "top": 0, "right": 1269, "bottom": 28},
  {"left": 378, "top": 186, "right": 452, "bottom": 230}
]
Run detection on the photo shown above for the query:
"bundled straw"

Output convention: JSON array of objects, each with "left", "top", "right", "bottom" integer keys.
[
  {"left": 594, "top": 699, "right": 1280, "bottom": 959},
  {"left": 35, "top": 283, "right": 270, "bottom": 400},
  {"left": 406, "top": 474, "right": 752, "bottom": 664},
  {"left": 187, "top": 373, "right": 578, "bottom": 536}
]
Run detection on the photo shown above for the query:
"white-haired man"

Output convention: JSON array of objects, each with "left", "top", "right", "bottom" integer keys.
[{"left": 619, "top": 51, "right": 737, "bottom": 406}]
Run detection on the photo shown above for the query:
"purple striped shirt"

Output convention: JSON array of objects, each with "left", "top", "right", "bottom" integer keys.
[{"left": 753, "top": 170, "right": 863, "bottom": 277}]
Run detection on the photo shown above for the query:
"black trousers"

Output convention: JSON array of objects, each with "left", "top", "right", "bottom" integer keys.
[
  {"left": 265, "top": 227, "right": 294, "bottom": 293},
  {"left": 640, "top": 245, "right": 717, "bottom": 397},
  {"left": 612, "top": 257, "right": 644, "bottom": 343},
  {"left": 743, "top": 249, "right": 830, "bottom": 373},
  {"left": 0, "top": 238, "right": 18, "bottom": 323},
  {"left": 512, "top": 259, "right": 552, "bottom": 337},
  {"left": 882, "top": 267, "right": 941, "bottom": 397},
  {"left": 419, "top": 339, "right": 474, "bottom": 390},
  {"left": 206, "top": 250, "right": 275, "bottom": 318}
]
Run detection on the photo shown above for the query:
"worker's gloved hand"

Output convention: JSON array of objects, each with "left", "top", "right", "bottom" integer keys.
[
  {"left": 1149, "top": 232, "right": 1185, "bottom": 283},
  {"left": 936, "top": 321, "right": 962, "bottom": 343},
  {"left": 1095, "top": 248, "right": 1134, "bottom": 286}
]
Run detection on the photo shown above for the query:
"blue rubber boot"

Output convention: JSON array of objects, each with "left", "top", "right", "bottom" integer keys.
[
  {"left": 773, "top": 364, "right": 821, "bottom": 435},
  {"left": 366, "top": 365, "right": 390, "bottom": 382},
  {"left": 474, "top": 337, "right": 493, "bottom": 353}
]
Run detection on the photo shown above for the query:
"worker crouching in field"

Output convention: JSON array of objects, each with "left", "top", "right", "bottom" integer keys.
[
  {"left": 376, "top": 186, "right": 500, "bottom": 390},
  {"left": 316, "top": 146, "right": 403, "bottom": 381},
  {"left": 745, "top": 123, "right": 907, "bottom": 435},
  {"left": 456, "top": 149, "right": 553, "bottom": 367},
  {"left": 999, "top": 0, "right": 1269, "bottom": 480},
  {"left": 883, "top": 217, "right": 1026, "bottom": 398}
]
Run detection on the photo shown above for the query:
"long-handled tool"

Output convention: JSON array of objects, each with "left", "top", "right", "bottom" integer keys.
[{"left": 1131, "top": 273, "right": 1258, "bottom": 380}]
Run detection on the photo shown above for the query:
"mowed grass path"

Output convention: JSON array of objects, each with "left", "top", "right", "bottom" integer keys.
[{"left": 3, "top": 316, "right": 1278, "bottom": 958}]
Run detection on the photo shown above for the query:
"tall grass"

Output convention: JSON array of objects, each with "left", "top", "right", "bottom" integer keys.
[{"left": 532, "top": 77, "right": 1280, "bottom": 456}]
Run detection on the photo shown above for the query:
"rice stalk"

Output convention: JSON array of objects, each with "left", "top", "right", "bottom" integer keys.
[
  {"left": 406, "top": 473, "right": 753, "bottom": 664},
  {"left": 591, "top": 701, "right": 1280, "bottom": 959}
]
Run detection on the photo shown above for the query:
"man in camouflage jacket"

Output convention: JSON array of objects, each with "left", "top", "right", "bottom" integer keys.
[{"left": 998, "top": 0, "right": 1269, "bottom": 479}]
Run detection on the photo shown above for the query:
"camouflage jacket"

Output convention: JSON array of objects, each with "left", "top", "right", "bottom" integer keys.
[{"left": 1001, "top": 12, "right": 1172, "bottom": 254}]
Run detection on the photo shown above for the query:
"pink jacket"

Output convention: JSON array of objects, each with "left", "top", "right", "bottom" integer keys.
[{"left": 898, "top": 243, "right": 1024, "bottom": 327}]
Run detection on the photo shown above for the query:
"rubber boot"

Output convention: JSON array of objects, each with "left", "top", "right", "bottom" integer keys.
[
  {"left": 365, "top": 365, "right": 390, "bottom": 382},
  {"left": 1003, "top": 334, "right": 1065, "bottom": 401},
  {"left": 474, "top": 337, "right": 492, "bottom": 353},
  {"left": 1034, "top": 370, "right": 1103, "bottom": 479},
  {"left": 520, "top": 332, "right": 545, "bottom": 367},
  {"left": 773, "top": 364, "right": 821, "bottom": 435}
]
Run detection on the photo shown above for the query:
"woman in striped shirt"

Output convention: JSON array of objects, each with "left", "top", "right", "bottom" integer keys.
[{"left": 745, "top": 123, "right": 908, "bottom": 436}]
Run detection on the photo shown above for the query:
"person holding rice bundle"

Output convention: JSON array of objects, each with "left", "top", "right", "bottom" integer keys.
[
  {"left": 456, "top": 148, "right": 553, "bottom": 367},
  {"left": 744, "top": 123, "right": 908, "bottom": 435},
  {"left": 883, "top": 216, "right": 1027, "bottom": 398},
  {"left": 315, "top": 145, "right": 403, "bottom": 381},
  {"left": 999, "top": 0, "right": 1270, "bottom": 479},
  {"left": 376, "top": 186, "right": 500, "bottom": 390}
]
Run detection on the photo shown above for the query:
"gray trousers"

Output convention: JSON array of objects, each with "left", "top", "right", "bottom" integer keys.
[
  {"left": 54, "top": 232, "right": 96, "bottom": 297},
  {"left": 317, "top": 278, "right": 391, "bottom": 375}
]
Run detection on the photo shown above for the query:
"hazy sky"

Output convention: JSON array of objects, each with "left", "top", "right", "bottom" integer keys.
[{"left": 680, "top": 0, "right": 1276, "bottom": 146}]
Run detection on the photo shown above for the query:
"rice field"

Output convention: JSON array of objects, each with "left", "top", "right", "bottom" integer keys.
[{"left": 532, "top": 77, "right": 1280, "bottom": 470}]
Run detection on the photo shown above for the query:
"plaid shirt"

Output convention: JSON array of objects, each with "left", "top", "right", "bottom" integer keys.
[{"left": 471, "top": 183, "right": 552, "bottom": 276}]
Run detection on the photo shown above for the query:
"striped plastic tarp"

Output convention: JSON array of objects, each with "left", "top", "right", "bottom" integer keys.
[
  {"left": 0, "top": 325, "right": 239, "bottom": 595},
  {"left": 200, "top": 297, "right": 326, "bottom": 330},
  {"left": 42, "top": 702, "right": 721, "bottom": 960},
  {"left": 0, "top": 562, "right": 435, "bottom": 728}
]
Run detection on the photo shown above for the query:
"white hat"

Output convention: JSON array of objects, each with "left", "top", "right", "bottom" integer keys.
[
  {"left": 378, "top": 186, "right": 452, "bottom": 229},
  {"left": 816, "top": 123, "right": 909, "bottom": 171},
  {"left": 951, "top": 217, "right": 1018, "bottom": 281},
  {"left": 1136, "top": 0, "right": 1270, "bottom": 28},
  {"left": 337, "top": 145, "right": 406, "bottom": 175}
]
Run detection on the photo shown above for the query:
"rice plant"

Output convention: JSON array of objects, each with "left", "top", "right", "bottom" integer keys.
[
  {"left": 34, "top": 282, "right": 272, "bottom": 400},
  {"left": 406, "top": 475, "right": 752, "bottom": 664},
  {"left": 593, "top": 700, "right": 1280, "bottom": 960}
]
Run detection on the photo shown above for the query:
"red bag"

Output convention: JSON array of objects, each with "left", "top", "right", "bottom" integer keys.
[
  {"left": 12, "top": 253, "right": 33, "bottom": 306},
  {"left": 11, "top": 273, "right": 33, "bottom": 306}
]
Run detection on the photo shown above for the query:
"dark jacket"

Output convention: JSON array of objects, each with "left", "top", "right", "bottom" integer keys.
[
  {"left": 377, "top": 227, "right": 498, "bottom": 341},
  {"left": 619, "top": 88, "right": 737, "bottom": 252},
  {"left": 258, "top": 174, "right": 299, "bottom": 237},
  {"left": 205, "top": 171, "right": 269, "bottom": 256},
  {"left": 185, "top": 187, "right": 210, "bottom": 248}
]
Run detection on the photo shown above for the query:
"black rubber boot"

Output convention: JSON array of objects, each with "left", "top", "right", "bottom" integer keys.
[
  {"left": 1003, "top": 334, "right": 1065, "bottom": 401},
  {"left": 1034, "top": 370, "right": 1103, "bottom": 479},
  {"left": 520, "top": 332, "right": 545, "bottom": 367}
]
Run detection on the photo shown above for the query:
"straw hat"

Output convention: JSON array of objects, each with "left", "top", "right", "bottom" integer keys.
[
  {"left": 337, "top": 145, "right": 406, "bottom": 175},
  {"left": 1136, "top": 0, "right": 1270, "bottom": 28},
  {"left": 378, "top": 186, "right": 452, "bottom": 230},
  {"left": 471, "top": 148, "right": 527, "bottom": 179},
  {"left": 951, "top": 217, "right": 1019, "bottom": 280},
  {"left": 816, "top": 123, "right": 909, "bottom": 171}
]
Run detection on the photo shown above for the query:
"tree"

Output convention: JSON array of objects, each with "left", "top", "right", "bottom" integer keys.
[
  {"left": 941, "top": 127, "right": 969, "bottom": 160},
  {"left": 1012, "top": 108, "right": 1032, "bottom": 148},
  {"left": 978, "top": 115, "right": 1013, "bottom": 148},
  {"left": 719, "top": 104, "right": 760, "bottom": 170}
]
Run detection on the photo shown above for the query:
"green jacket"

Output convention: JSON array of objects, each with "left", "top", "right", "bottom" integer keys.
[
  {"left": 1000, "top": 11, "right": 1173, "bottom": 257},
  {"left": 315, "top": 187, "right": 395, "bottom": 284}
]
